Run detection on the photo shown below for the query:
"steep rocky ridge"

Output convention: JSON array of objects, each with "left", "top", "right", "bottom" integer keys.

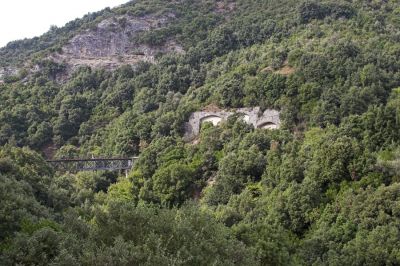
[
  {"left": 49, "top": 13, "right": 183, "bottom": 71},
  {"left": 0, "top": 11, "right": 185, "bottom": 82}
]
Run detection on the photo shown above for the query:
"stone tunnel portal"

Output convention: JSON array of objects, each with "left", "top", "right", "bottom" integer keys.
[
  {"left": 200, "top": 115, "right": 222, "bottom": 126},
  {"left": 258, "top": 122, "right": 278, "bottom": 129}
]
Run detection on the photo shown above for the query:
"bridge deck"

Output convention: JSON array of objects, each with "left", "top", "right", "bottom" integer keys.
[{"left": 47, "top": 157, "right": 138, "bottom": 172}]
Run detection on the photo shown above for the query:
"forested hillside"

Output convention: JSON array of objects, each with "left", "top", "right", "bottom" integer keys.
[{"left": 1, "top": 0, "right": 400, "bottom": 265}]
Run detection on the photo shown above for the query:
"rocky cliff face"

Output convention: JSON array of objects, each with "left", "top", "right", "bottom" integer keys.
[
  {"left": 0, "top": 66, "right": 18, "bottom": 83},
  {"left": 49, "top": 13, "right": 183, "bottom": 71},
  {"left": 0, "top": 13, "right": 184, "bottom": 83}
]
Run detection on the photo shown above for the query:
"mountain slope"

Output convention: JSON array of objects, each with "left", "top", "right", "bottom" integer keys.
[{"left": 0, "top": 0, "right": 400, "bottom": 265}]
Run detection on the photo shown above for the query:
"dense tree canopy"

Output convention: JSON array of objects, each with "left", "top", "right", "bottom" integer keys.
[{"left": 1, "top": 0, "right": 400, "bottom": 264}]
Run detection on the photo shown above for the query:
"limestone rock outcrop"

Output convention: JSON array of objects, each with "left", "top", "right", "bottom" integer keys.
[
  {"left": 49, "top": 13, "right": 183, "bottom": 71},
  {"left": 0, "top": 66, "right": 18, "bottom": 82}
]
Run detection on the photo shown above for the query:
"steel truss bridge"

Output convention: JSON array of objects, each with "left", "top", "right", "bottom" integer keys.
[{"left": 46, "top": 157, "right": 139, "bottom": 173}]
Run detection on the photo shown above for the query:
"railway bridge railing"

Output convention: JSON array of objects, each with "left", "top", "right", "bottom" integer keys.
[{"left": 46, "top": 157, "right": 138, "bottom": 175}]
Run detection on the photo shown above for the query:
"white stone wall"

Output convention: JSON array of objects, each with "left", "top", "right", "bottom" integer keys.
[
  {"left": 184, "top": 107, "right": 281, "bottom": 140},
  {"left": 200, "top": 115, "right": 223, "bottom": 126}
]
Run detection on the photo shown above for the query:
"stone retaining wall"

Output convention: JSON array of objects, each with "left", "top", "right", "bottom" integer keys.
[{"left": 184, "top": 107, "right": 280, "bottom": 140}]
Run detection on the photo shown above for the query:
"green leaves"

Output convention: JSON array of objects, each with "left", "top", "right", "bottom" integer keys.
[
  {"left": 87, "top": 202, "right": 255, "bottom": 265},
  {"left": 152, "top": 162, "right": 195, "bottom": 205},
  {"left": 1, "top": 0, "right": 400, "bottom": 264},
  {"left": 301, "top": 183, "right": 400, "bottom": 265}
]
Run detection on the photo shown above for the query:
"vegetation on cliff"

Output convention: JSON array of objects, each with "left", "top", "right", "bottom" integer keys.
[{"left": 1, "top": 0, "right": 400, "bottom": 264}]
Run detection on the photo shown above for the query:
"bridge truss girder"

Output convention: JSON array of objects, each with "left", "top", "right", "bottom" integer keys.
[{"left": 46, "top": 158, "right": 137, "bottom": 173}]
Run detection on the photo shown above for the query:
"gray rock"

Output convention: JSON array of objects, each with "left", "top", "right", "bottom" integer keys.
[
  {"left": 50, "top": 13, "right": 183, "bottom": 71},
  {"left": 0, "top": 66, "right": 18, "bottom": 82}
]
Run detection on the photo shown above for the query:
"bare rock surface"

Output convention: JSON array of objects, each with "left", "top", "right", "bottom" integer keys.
[
  {"left": 0, "top": 66, "right": 18, "bottom": 82},
  {"left": 49, "top": 13, "right": 183, "bottom": 71}
]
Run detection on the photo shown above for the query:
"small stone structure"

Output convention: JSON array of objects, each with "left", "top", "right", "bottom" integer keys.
[{"left": 184, "top": 107, "right": 280, "bottom": 140}]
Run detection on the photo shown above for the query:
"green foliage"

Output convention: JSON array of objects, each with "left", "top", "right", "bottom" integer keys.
[
  {"left": 300, "top": 183, "right": 400, "bottom": 265},
  {"left": 0, "top": 8, "right": 112, "bottom": 66},
  {"left": 87, "top": 202, "right": 256, "bottom": 265},
  {"left": 106, "top": 178, "right": 135, "bottom": 202},
  {"left": 152, "top": 162, "right": 195, "bottom": 205},
  {"left": 204, "top": 146, "right": 266, "bottom": 205},
  {"left": 0, "top": 146, "right": 54, "bottom": 242},
  {"left": 1, "top": 0, "right": 400, "bottom": 263},
  {"left": 298, "top": 1, "right": 354, "bottom": 23},
  {"left": 377, "top": 147, "right": 400, "bottom": 178}
]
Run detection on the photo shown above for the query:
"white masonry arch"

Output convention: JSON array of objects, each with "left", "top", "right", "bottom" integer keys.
[
  {"left": 258, "top": 122, "right": 279, "bottom": 130},
  {"left": 200, "top": 115, "right": 223, "bottom": 126}
]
